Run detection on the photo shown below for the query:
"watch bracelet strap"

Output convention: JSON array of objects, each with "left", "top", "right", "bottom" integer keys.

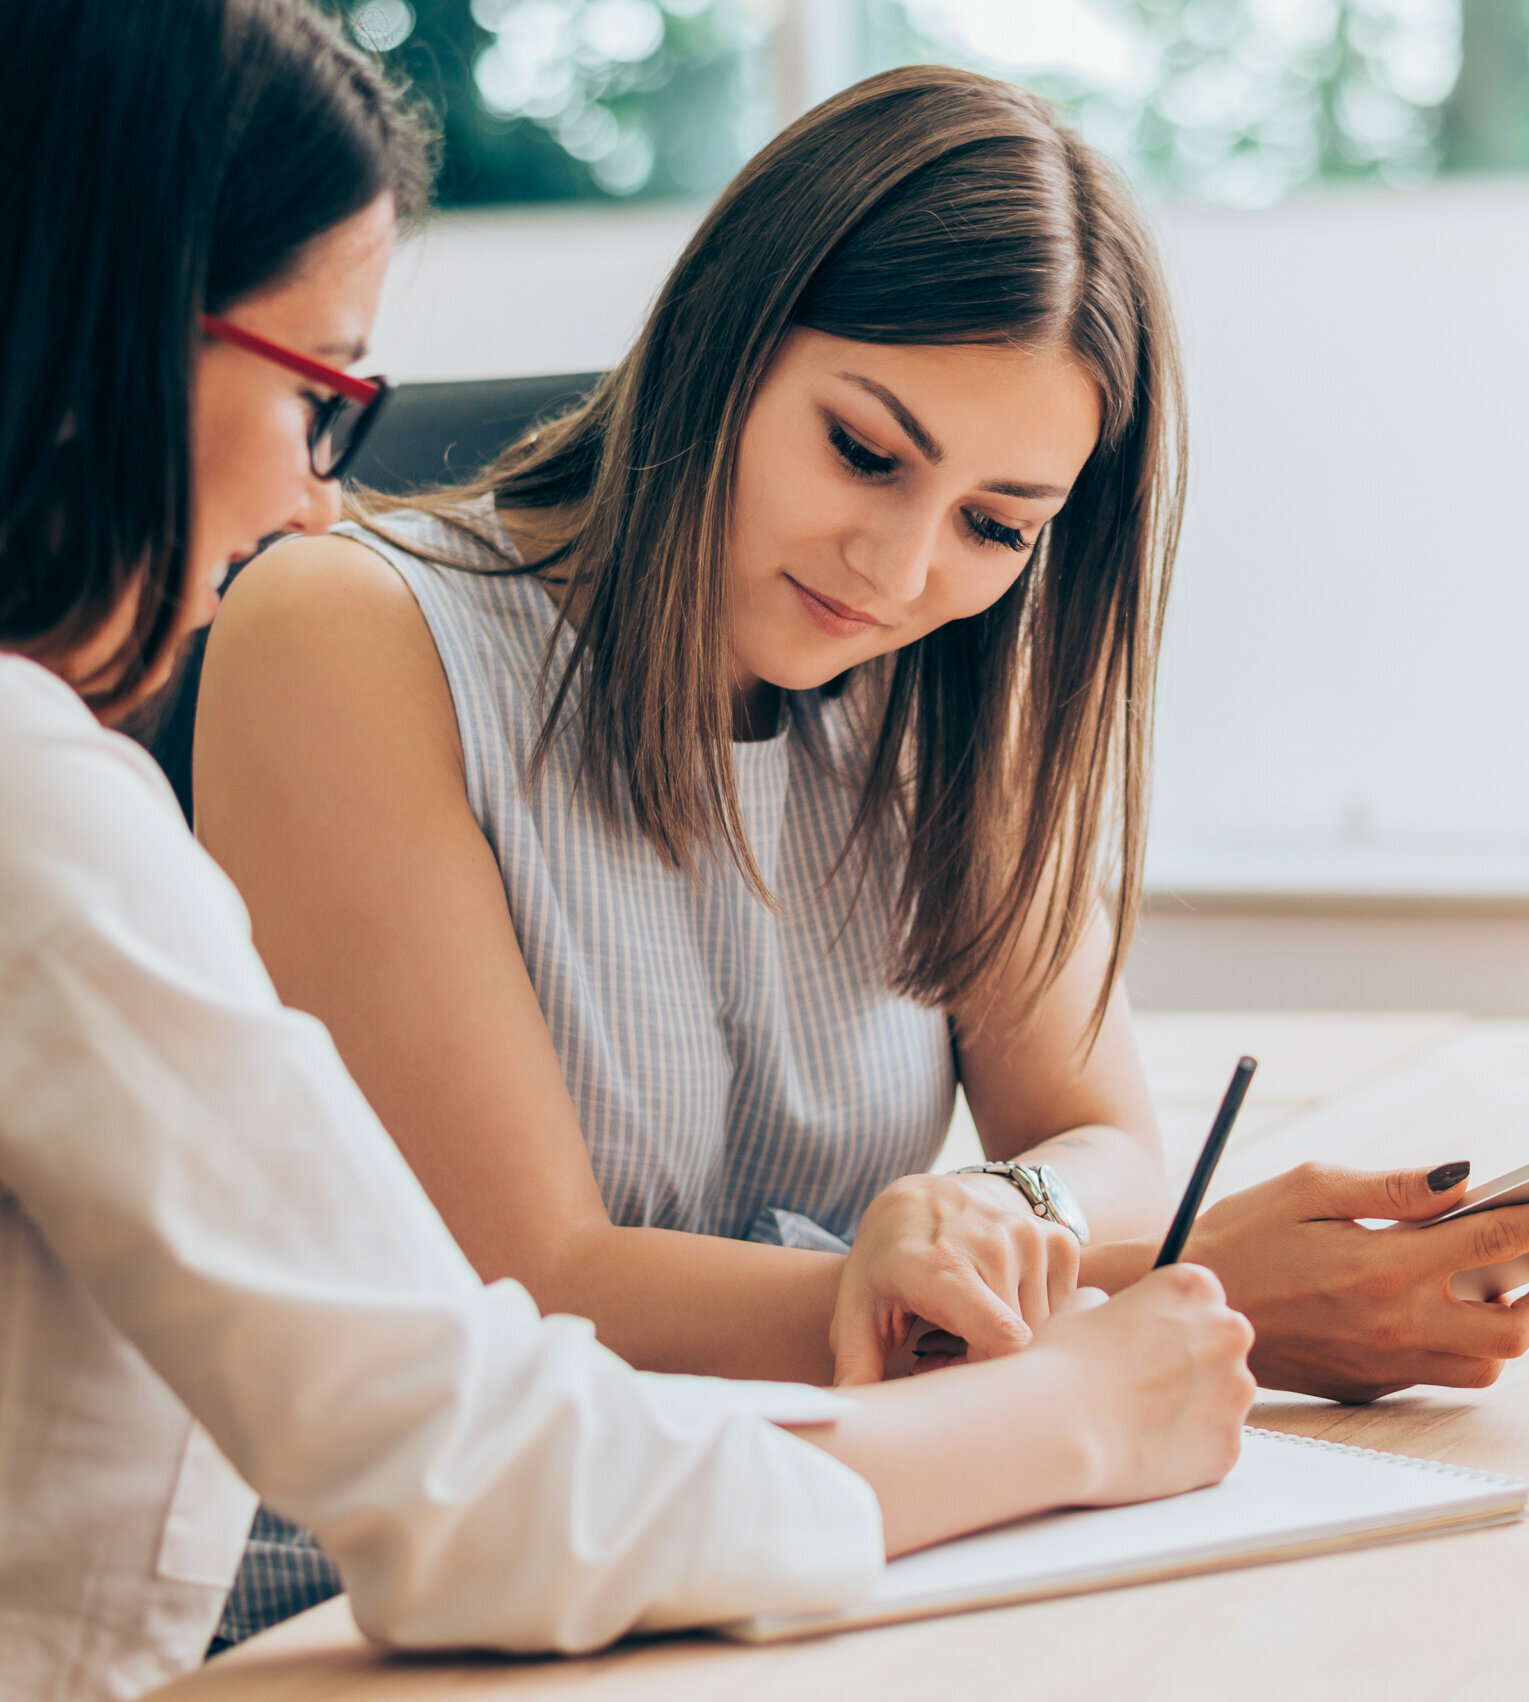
[
  {"left": 949, "top": 1161, "right": 1090, "bottom": 1245},
  {"left": 951, "top": 1161, "right": 1054, "bottom": 1220}
]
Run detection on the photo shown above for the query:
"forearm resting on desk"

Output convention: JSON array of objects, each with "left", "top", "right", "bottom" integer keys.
[
  {"left": 525, "top": 1144, "right": 1169, "bottom": 1392},
  {"left": 532, "top": 1220, "right": 845, "bottom": 1385}
]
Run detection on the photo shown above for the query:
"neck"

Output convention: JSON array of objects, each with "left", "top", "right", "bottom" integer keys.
[{"left": 732, "top": 674, "right": 781, "bottom": 742}]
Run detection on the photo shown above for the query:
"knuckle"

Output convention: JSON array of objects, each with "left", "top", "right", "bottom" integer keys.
[
  {"left": 990, "top": 1313, "right": 1031, "bottom": 1351},
  {"left": 1227, "top": 1309, "right": 1256, "bottom": 1355},
  {"left": 1380, "top": 1170, "right": 1417, "bottom": 1215},
  {"left": 878, "top": 1174, "right": 927, "bottom": 1208},
  {"left": 1171, "top": 1262, "right": 1225, "bottom": 1305},
  {"left": 1467, "top": 1315, "right": 1529, "bottom": 1363},
  {"left": 1473, "top": 1212, "right": 1527, "bottom": 1267},
  {"left": 1462, "top": 1358, "right": 1506, "bottom": 1390},
  {"left": 1209, "top": 1313, "right": 1246, "bottom": 1363},
  {"left": 1287, "top": 1161, "right": 1329, "bottom": 1202}
]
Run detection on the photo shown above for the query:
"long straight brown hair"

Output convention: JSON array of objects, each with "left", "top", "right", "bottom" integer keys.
[
  {"left": 0, "top": 0, "right": 430, "bottom": 721},
  {"left": 365, "top": 65, "right": 1186, "bottom": 1025}
]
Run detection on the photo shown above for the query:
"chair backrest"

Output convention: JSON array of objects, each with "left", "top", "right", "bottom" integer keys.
[
  {"left": 346, "top": 372, "right": 601, "bottom": 494},
  {"left": 136, "top": 372, "right": 600, "bottom": 822}
]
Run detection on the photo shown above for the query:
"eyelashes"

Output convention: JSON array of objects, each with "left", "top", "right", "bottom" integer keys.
[
  {"left": 963, "top": 510, "right": 1032, "bottom": 553},
  {"left": 828, "top": 419, "right": 895, "bottom": 479},
  {"left": 827, "top": 418, "right": 1035, "bottom": 554}
]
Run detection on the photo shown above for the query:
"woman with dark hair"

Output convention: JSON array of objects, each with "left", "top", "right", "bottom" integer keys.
[
  {"left": 0, "top": 5, "right": 1258, "bottom": 1699},
  {"left": 198, "top": 63, "right": 1529, "bottom": 1414}
]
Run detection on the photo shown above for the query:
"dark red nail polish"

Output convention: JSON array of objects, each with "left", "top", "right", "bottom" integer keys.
[{"left": 1427, "top": 1161, "right": 1470, "bottom": 1192}]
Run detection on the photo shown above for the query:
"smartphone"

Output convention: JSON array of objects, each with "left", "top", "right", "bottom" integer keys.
[{"left": 1413, "top": 1162, "right": 1529, "bottom": 1301}]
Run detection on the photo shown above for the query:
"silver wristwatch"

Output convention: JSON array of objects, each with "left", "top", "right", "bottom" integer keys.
[{"left": 951, "top": 1161, "right": 1091, "bottom": 1245}]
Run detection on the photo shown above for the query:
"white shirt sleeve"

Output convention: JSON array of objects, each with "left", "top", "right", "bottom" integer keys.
[{"left": 0, "top": 662, "right": 883, "bottom": 1653}]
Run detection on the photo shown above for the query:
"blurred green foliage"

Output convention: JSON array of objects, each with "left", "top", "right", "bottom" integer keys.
[
  {"left": 888, "top": 0, "right": 1529, "bottom": 206},
  {"left": 335, "top": 0, "right": 771, "bottom": 204},
  {"left": 334, "top": 0, "right": 1529, "bottom": 208}
]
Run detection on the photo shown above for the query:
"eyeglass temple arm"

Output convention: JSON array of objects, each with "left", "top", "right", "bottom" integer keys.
[{"left": 199, "top": 314, "right": 380, "bottom": 405}]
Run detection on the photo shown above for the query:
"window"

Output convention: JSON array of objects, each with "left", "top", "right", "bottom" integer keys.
[
  {"left": 342, "top": 0, "right": 1529, "bottom": 208},
  {"left": 352, "top": 0, "right": 1529, "bottom": 905},
  {"left": 344, "top": 0, "right": 775, "bottom": 203}
]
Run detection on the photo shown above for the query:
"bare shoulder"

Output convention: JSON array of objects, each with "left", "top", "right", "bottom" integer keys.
[
  {"left": 199, "top": 529, "right": 462, "bottom": 786},
  {"left": 211, "top": 529, "right": 431, "bottom": 670}
]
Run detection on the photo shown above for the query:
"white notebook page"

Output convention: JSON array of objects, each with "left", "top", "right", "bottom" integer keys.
[{"left": 728, "top": 1429, "right": 1525, "bottom": 1643}]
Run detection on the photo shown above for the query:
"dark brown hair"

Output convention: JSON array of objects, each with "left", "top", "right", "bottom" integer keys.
[
  {"left": 369, "top": 65, "right": 1185, "bottom": 1022},
  {"left": 0, "top": 0, "right": 432, "bottom": 719}
]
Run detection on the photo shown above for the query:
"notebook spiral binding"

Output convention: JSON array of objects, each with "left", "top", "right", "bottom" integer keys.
[{"left": 1247, "top": 1426, "right": 1525, "bottom": 1488}]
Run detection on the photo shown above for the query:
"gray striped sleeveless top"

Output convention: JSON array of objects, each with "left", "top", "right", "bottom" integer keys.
[{"left": 338, "top": 503, "right": 955, "bottom": 1244}]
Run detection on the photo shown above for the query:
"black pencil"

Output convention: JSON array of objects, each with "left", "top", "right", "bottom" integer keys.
[{"left": 1154, "top": 1056, "right": 1258, "bottom": 1268}]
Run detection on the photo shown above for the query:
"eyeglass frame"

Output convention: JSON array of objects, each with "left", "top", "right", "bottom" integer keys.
[{"left": 199, "top": 313, "right": 392, "bottom": 481}]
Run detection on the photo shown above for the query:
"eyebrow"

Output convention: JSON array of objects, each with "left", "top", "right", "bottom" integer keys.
[
  {"left": 834, "top": 369, "right": 1072, "bottom": 502},
  {"left": 980, "top": 476, "right": 1071, "bottom": 500},
  {"left": 318, "top": 339, "right": 368, "bottom": 364}
]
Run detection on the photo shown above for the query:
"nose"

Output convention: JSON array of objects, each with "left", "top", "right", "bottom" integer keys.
[
  {"left": 287, "top": 473, "right": 343, "bottom": 536},
  {"left": 845, "top": 503, "right": 941, "bottom": 608}
]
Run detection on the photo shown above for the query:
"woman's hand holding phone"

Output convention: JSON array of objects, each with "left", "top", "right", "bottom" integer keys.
[{"left": 1183, "top": 1162, "right": 1529, "bottom": 1402}]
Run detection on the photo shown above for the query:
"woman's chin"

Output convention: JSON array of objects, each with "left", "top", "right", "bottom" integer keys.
[{"left": 752, "top": 657, "right": 869, "bottom": 696}]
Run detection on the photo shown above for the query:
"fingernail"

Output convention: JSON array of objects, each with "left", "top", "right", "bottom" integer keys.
[{"left": 1427, "top": 1161, "right": 1470, "bottom": 1192}]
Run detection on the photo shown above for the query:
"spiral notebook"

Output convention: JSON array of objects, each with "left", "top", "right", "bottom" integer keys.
[{"left": 725, "top": 1428, "right": 1526, "bottom": 1643}]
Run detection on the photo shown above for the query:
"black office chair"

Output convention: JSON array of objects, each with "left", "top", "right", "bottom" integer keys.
[{"left": 137, "top": 371, "right": 600, "bottom": 822}]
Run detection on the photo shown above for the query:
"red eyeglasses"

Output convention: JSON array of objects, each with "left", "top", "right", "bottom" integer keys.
[{"left": 199, "top": 313, "right": 393, "bottom": 480}]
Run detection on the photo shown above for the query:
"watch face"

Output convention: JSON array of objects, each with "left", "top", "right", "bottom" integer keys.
[{"left": 1036, "top": 1164, "right": 1090, "bottom": 1244}]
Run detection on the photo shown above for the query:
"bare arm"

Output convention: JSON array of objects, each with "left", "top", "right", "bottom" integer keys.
[
  {"left": 829, "top": 911, "right": 1172, "bottom": 1382},
  {"left": 195, "top": 535, "right": 844, "bottom": 1384},
  {"left": 955, "top": 912, "right": 1172, "bottom": 1245}
]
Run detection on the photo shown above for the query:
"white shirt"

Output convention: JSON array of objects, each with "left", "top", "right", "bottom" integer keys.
[{"left": 0, "top": 655, "right": 882, "bottom": 1702}]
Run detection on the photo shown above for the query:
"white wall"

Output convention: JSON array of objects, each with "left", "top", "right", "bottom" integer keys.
[
  {"left": 1126, "top": 900, "right": 1529, "bottom": 1015},
  {"left": 369, "top": 201, "right": 698, "bottom": 381},
  {"left": 1149, "top": 176, "right": 1529, "bottom": 902},
  {"left": 368, "top": 175, "right": 1529, "bottom": 934}
]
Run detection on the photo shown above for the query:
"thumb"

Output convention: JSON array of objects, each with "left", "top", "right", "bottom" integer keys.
[
  {"left": 830, "top": 1310, "right": 892, "bottom": 1387},
  {"left": 1289, "top": 1160, "right": 1470, "bottom": 1223}
]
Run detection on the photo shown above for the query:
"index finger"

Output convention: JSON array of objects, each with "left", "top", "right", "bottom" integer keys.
[
  {"left": 912, "top": 1266, "right": 1032, "bottom": 1362},
  {"left": 1405, "top": 1201, "right": 1529, "bottom": 1279}
]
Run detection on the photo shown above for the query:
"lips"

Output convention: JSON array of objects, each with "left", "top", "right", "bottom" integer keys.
[{"left": 785, "top": 575, "right": 882, "bottom": 639}]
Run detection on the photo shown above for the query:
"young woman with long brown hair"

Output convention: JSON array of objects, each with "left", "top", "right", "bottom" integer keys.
[
  {"left": 197, "top": 67, "right": 1529, "bottom": 1406},
  {"left": 196, "top": 66, "right": 1178, "bottom": 1388},
  {"left": 0, "top": 10, "right": 1269, "bottom": 1694}
]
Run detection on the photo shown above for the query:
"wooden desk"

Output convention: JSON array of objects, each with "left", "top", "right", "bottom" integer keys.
[{"left": 150, "top": 1013, "right": 1529, "bottom": 1702}]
